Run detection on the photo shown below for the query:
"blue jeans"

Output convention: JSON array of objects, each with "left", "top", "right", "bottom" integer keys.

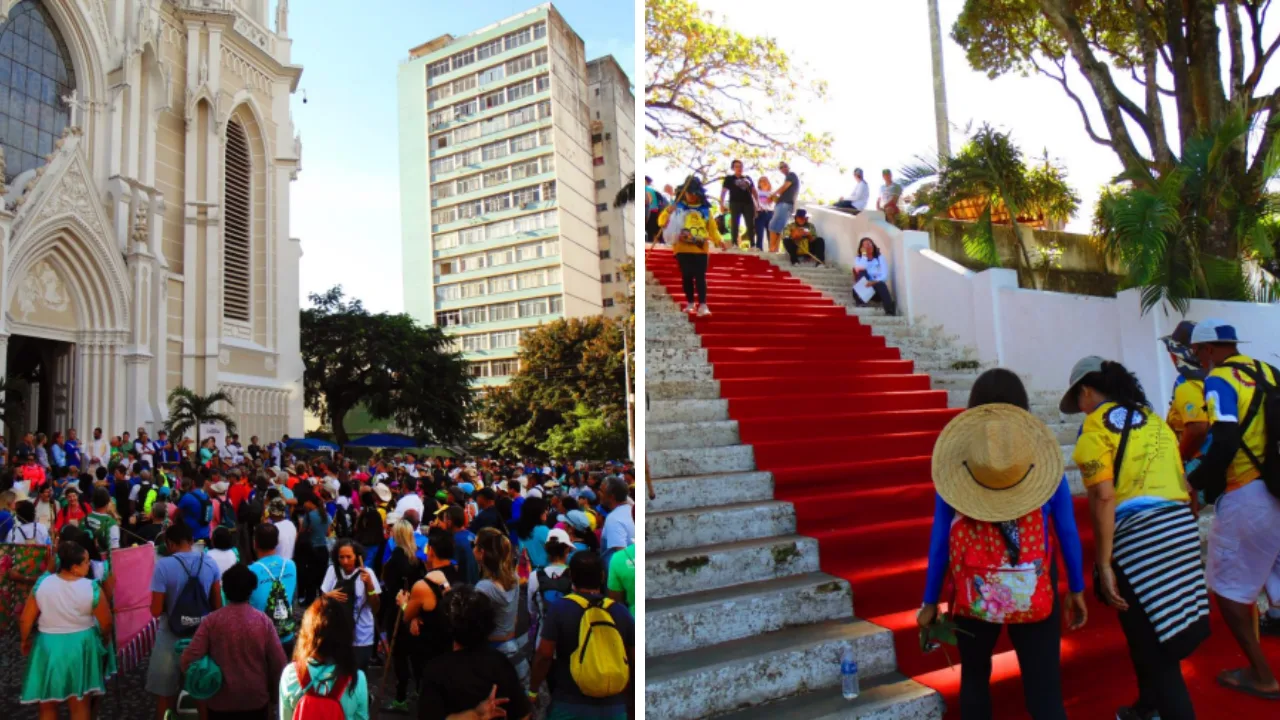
[
  {"left": 769, "top": 202, "right": 794, "bottom": 233},
  {"left": 754, "top": 210, "right": 774, "bottom": 249}
]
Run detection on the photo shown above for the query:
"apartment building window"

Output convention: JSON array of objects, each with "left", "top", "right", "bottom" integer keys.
[
  {"left": 544, "top": 239, "right": 559, "bottom": 256},
  {"left": 429, "top": 109, "right": 449, "bottom": 130},
  {"left": 460, "top": 227, "right": 485, "bottom": 245},
  {"left": 457, "top": 201, "right": 483, "bottom": 219},
  {"left": 491, "top": 331, "right": 519, "bottom": 349},
  {"left": 468, "top": 362, "right": 490, "bottom": 378},
  {"left": 508, "top": 104, "right": 537, "bottom": 128},
  {"left": 453, "top": 75, "right": 477, "bottom": 94},
  {"left": 536, "top": 75, "right": 551, "bottom": 93},
  {"left": 428, "top": 85, "right": 453, "bottom": 105},
  {"left": 428, "top": 59, "right": 451, "bottom": 79},
  {"left": 459, "top": 148, "right": 482, "bottom": 167},
  {"left": 476, "top": 38, "right": 503, "bottom": 61},
  {"left": 603, "top": 298, "right": 615, "bottom": 308},
  {"left": 431, "top": 183, "right": 455, "bottom": 201},
  {"left": 591, "top": 133, "right": 603, "bottom": 143},
  {"left": 452, "top": 123, "right": 480, "bottom": 144},
  {"left": 601, "top": 273, "right": 612, "bottom": 283},
  {"left": 433, "top": 136, "right": 449, "bottom": 151},
  {"left": 513, "top": 187, "right": 539, "bottom": 207},
  {"left": 488, "top": 247, "right": 515, "bottom": 267},
  {"left": 490, "top": 303, "right": 517, "bottom": 321},
  {"left": 596, "top": 203, "right": 608, "bottom": 212},
  {"left": 479, "top": 65, "right": 505, "bottom": 86},
  {"left": 482, "top": 140, "right": 509, "bottom": 162},
  {"left": 540, "top": 155, "right": 554, "bottom": 174},
  {"left": 516, "top": 243, "right": 539, "bottom": 262},
  {"left": 539, "top": 128, "right": 553, "bottom": 146},
  {"left": 489, "top": 274, "right": 517, "bottom": 294},
  {"left": 456, "top": 175, "right": 481, "bottom": 195},
  {"left": 483, "top": 168, "right": 509, "bottom": 188},
  {"left": 505, "top": 26, "right": 532, "bottom": 51},
  {"left": 597, "top": 226, "right": 609, "bottom": 236},
  {"left": 460, "top": 280, "right": 486, "bottom": 298},
  {"left": 461, "top": 307, "right": 487, "bottom": 325},
  {"left": 454, "top": 99, "right": 478, "bottom": 121},
  {"left": 511, "top": 159, "right": 541, "bottom": 180},
  {"left": 507, "top": 80, "right": 535, "bottom": 102},
  {"left": 491, "top": 359, "right": 518, "bottom": 376},
  {"left": 436, "top": 310, "right": 461, "bottom": 326},
  {"left": 537, "top": 100, "right": 552, "bottom": 119},
  {"left": 595, "top": 179, "right": 607, "bottom": 190},
  {"left": 459, "top": 254, "right": 484, "bottom": 272},
  {"left": 600, "top": 250, "right": 611, "bottom": 259},
  {"left": 533, "top": 22, "right": 546, "bottom": 39},
  {"left": 480, "top": 115, "right": 506, "bottom": 137},
  {"left": 534, "top": 49, "right": 548, "bottom": 66},
  {"left": 432, "top": 207, "right": 457, "bottom": 225},
  {"left": 436, "top": 284, "right": 461, "bottom": 302},
  {"left": 462, "top": 334, "right": 488, "bottom": 351},
  {"left": 483, "top": 194, "right": 512, "bottom": 214},
  {"left": 481, "top": 90, "right": 505, "bottom": 111},
  {"left": 452, "top": 48, "right": 475, "bottom": 71},
  {"left": 506, "top": 53, "right": 533, "bottom": 76},
  {"left": 543, "top": 181, "right": 556, "bottom": 201},
  {"left": 519, "top": 298, "right": 548, "bottom": 317},
  {"left": 434, "top": 232, "right": 460, "bottom": 249},
  {"left": 549, "top": 295, "right": 562, "bottom": 313},
  {"left": 435, "top": 260, "right": 454, "bottom": 276}
]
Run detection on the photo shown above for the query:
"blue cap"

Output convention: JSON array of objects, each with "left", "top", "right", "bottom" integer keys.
[
  {"left": 558, "top": 509, "right": 592, "bottom": 532},
  {"left": 459, "top": 482, "right": 475, "bottom": 495},
  {"left": 1189, "top": 319, "right": 1247, "bottom": 345}
]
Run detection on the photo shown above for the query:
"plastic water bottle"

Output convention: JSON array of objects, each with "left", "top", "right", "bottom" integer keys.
[{"left": 840, "top": 646, "right": 860, "bottom": 700}]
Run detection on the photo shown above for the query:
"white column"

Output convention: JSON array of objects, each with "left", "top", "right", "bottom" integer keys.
[{"left": 0, "top": 334, "right": 7, "bottom": 435}]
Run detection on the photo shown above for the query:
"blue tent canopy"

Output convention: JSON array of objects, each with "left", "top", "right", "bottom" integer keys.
[
  {"left": 346, "top": 433, "right": 418, "bottom": 449},
  {"left": 286, "top": 437, "right": 340, "bottom": 452}
]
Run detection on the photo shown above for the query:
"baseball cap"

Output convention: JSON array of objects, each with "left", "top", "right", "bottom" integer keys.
[
  {"left": 1189, "top": 319, "right": 1247, "bottom": 345},
  {"left": 558, "top": 509, "right": 592, "bottom": 532},
  {"left": 795, "top": 209, "right": 808, "bottom": 219},
  {"left": 268, "top": 498, "right": 287, "bottom": 517},
  {"left": 1059, "top": 356, "right": 1106, "bottom": 414},
  {"left": 546, "top": 528, "right": 572, "bottom": 547}
]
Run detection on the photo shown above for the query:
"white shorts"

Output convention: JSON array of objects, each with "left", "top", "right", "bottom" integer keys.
[{"left": 1207, "top": 479, "right": 1280, "bottom": 606}]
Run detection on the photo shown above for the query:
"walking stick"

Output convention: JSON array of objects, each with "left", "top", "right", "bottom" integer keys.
[
  {"left": 803, "top": 251, "right": 827, "bottom": 268},
  {"left": 375, "top": 607, "right": 404, "bottom": 718}
]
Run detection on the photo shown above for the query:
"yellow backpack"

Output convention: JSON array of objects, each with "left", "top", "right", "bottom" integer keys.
[{"left": 566, "top": 594, "right": 629, "bottom": 698}]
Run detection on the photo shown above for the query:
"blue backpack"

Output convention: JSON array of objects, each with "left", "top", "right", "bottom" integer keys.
[{"left": 169, "top": 555, "right": 213, "bottom": 636}]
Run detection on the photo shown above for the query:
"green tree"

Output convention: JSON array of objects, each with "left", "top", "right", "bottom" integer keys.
[
  {"left": 645, "top": 0, "right": 833, "bottom": 176},
  {"left": 164, "top": 387, "right": 237, "bottom": 448},
  {"left": 301, "top": 287, "right": 472, "bottom": 445},
  {"left": 952, "top": 1, "right": 1280, "bottom": 304},
  {"left": 480, "top": 316, "right": 628, "bottom": 459}
]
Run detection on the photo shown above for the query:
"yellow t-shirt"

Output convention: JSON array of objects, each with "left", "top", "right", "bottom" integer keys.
[
  {"left": 658, "top": 203, "right": 722, "bottom": 255},
  {"left": 1205, "top": 354, "right": 1276, "bottom": 493},
  {"left": 1166, "top": 376, "right": 1207, "bottom": 437},
  {"left": 1073, "top": 402, "right": 1189, "bottom": 504}
]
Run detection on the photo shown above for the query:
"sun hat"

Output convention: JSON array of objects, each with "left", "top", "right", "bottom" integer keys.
[
  {"left": 1161, "top": 320, "right": 1197, "bottom": 347},
  {"left": 546, "top": 528, "right": 572, "bottom": 547},
  {"left": 1189, "top": 319, "right": 1247, "bottom": 345},
  {"left": 268, "top": 498, "right": 287, "bottom": 518},
  {"left": 209, "top": 481, "right": 229, "bottom": 496},
  {"left": 932, "top": 404, "right": 1064, "bottom": 523},
  {"left": 558, "top": 509, "right": 592, "bottom": 532},
  {"left": 1161, "top": 321, "right": 1205, "bottom": 381},
  {"left": 373, "top": 483, "right": 392, "bottom": 503},
  {"left": 1059, "top": 355, "right": 1106, "bottom": 414}
]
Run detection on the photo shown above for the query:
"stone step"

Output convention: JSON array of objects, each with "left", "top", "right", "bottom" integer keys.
[
  {"left": 648, "top": 398, "right": 730, "bottom": 424},
  {"left": 646, "top": 617, "right": 898, "bottom": 720},
  {"left": 648, "top": 364, "right": 715, "bottom": 383},
  {"left": 648, "top": 470, "right": 775, "bottom": 513},
  {"left": 649, "top": 419, "right": 740, "bottom": 451},
  {"left": 719, "top": 674, "right": 944, "bottom": 720},
  {"left": 650, "top": 444, "right": 754, "bottom": 479},
  {"left": 648, "top": 499, "right": 796, "bottom": 553},
  {"left": 646, "top": 379, "right": 723, "bottom": 402},
  {"left": 646, "top": 534, "right": 819, "bottom": 599},
  {"left": 650, "top": 347, "right": 709, "bottom": 365},
  {"left": 647, "top": 572, "right": 853, "bottom": 658},
  {"left": 645, "top": 333, "right": 703, "bottom": 348}
]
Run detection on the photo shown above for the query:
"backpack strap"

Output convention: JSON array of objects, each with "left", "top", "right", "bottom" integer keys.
[
  {"left": 565, "top": 593, "right": 589, "bottom": 610},
  {"left": 1112, "top": 406, "right": 1136, "bottom": 482},
  {"left": 326, "top": 674, "right": 351, "bottom": 700},
  {"left": 1221, "top": 361, "right": 1274, "bottom": 473}
]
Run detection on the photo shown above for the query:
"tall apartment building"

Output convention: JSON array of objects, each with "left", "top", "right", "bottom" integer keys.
[
  {"left": 588, "top": 56, "right": 636, "bottom": 319},
  {"left": 398, "top": 4, "right": 606, "bottom": 386}
]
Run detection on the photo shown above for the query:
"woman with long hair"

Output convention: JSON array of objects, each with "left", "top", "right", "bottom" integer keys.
[
  {"left": 474, "top": 527, "right": 528, "bottom": 681},
  {"left": 320, "top": 539, "right": 381, "bottom": 671},
  {"left": 380, "top": 518, "right": 425, "bottom": 710},
  {"left": 658, "top": 176, "right": 722, "bottom": 317},
  {"left": 1062, "top": 358, "right": 1206, "bottom": 720},
  {"left": 918, "top": 368, "right": 1087, "bottom": 719},
  {"left": 754, "top": 177, "right": 775, "bottom": 251},
  {"left": 19, "top": 541, "right": 113, "bottom": 720},
  {"left": 297, "top": 490, "right": 331, "bottom": 605},
  {"left": 354, "top": 490, "right": 385, "bottom": 567},
  {"left": 853, "top": 237, "right": 896, "bottom": 316},
  {"left": 279, "top": 596, "right": 369, "bottom": 719},
  {"left": 515, "top": 497, "right": 551, "bottom": 571}
]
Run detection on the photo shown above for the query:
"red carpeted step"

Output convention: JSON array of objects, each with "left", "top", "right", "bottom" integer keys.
[
  {"left": 719, "top": 373, "right": 928, "bottom": 399},
  {"left": 771, "top": 456, "right": 935, "bottom": 498},
  {"left": 739, "top": 408, "right": 961, "bottom": 444},
  {"left": 783, "top": 481, "right": 936, "bottom": 529},
  {"left": 753, "top": 431, "right": 942, "bottom": 469},
  {"left": 728, "top": 388, "right": 943, "bottom": 417},
  {"left": 697, "top": 318, "right": 871, "bottom": 334},
  {"left": 699, "top": 329, "right": 874, "bottom": 348},
  {"left": 716, "top": 359, "right": 917, "bottom": 381},
  {"left": 694, "top": 308, "right": 850, "bottom": 321}
]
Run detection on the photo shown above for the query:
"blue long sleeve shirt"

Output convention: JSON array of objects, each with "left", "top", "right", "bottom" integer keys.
[{"left": 923, "top": 476, "right": 1085, "bottom": 605}]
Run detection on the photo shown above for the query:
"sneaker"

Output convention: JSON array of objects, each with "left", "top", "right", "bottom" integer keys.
[
  {"left": 697, "top": 304, "right": 712, "bottom": 317},
  {"left": 685, "top": 304, "right": 698, "bottom": 315},
  {"left": 382, "top": 699, "right": 410, "bottom": 714}
]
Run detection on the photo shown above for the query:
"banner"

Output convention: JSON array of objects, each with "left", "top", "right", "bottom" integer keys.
[
  {"left": 0, "top": 543, "right": 52, "bottom": 631},
  {"left": 111, "top": 543, "right": 156, "bottom": 649}
]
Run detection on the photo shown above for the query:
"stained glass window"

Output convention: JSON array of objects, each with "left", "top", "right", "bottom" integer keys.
[{"left": 0, "top": 1, "right": 76, "bottom": 183}]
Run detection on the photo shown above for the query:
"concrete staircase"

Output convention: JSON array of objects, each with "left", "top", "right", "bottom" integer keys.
[{"left": 645, "top": 266, "right": 945, "bottom": 719}]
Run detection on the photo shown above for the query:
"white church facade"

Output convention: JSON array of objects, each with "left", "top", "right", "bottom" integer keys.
[{"left": 0, "top": 0, "right": 304, "bottom": 443}]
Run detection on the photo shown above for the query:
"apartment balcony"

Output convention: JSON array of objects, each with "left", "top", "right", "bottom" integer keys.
[{"left": 435, "top": 283, "right": 563, "bottom": 311}]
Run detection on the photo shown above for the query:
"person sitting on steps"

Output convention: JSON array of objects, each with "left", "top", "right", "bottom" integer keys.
[
  {"left": 781, "top": 209, "right": 825, "bottom": 266},
  {"left": 852, "top": 237, "right": 896, "bottom": 316}
]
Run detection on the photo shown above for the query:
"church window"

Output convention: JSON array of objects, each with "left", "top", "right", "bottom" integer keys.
[
  {"left": 0, "top": 1, "right": 76, "bottom": 183},
  {"left": 223, "top": 120, "right": 253, "bottom": 323}
]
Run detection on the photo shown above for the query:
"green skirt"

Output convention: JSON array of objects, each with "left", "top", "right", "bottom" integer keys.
[{"left": 20, "top": 627, "right": 110, "bottom": 703}]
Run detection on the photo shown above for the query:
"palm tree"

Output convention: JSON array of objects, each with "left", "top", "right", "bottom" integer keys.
[
  {"left": 164, "top": 387, "right": 237, "bottom": 448},
  {"left": 614, "top": 174, "right": 635, "bottom": 208}
]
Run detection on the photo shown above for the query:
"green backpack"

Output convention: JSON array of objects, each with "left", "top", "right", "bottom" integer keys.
[{"left": 257, "top": 560, "right": 297, "bottom": 640}]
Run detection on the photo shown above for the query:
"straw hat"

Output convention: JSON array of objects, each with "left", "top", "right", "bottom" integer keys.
[
  {"left": 931, "top": 404, "right": 1063, "bottom": 522},
  {"left": 373, "top": 483, "right": 392, "bottom": 503}
]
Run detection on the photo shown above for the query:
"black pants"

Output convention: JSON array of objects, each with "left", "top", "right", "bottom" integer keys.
[
  {"left": 676, "top": 253, "right": 709, "bottom": 306},
  {"left": 832, "top": 200, "right": 862, "bottom": 214},
  {"left": 646, "top": 213, "right": 662, "bottom": 244},
  {"left": 393, "top": 632, "right": 427, "bottom": 702},
  {"left": 297, "top": 544, "right": 328, "bottom": 605},
  {"left": 728, "top": 202, "right": 755, "bottom": 247},
  {"left": 955, "top": 594, "right": 1067, "bottom": 719},
  {"left": 1114, "top": 563, "right": 1196, "bottom": 719},
  {"left": 854, "top": 270, "right": 896, "bottom": 315},
  {"left": 783, "top": 237, "right": 825, "bottom": 265}
]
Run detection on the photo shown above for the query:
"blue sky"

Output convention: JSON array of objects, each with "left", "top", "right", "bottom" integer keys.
[{"left": 287, "top": 1, "right": 635, "bottom": 313}]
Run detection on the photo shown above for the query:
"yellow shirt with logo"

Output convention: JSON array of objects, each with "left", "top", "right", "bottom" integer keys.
[
  {"left": 1204, "top": 354, "right": 1276, "bottom": 493},
  {"left": 1072, "top": 402, "right": 1189, "bottom": 505},
  {"left": 1166, "top": 376, "right": 1207, "bottom": 438},
  {"left": 658, "top": 203, "right": 721, "bottom": 255}
]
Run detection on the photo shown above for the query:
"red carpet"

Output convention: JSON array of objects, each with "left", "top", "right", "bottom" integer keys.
[{"left": 647, "top": 247, "right": 1280, "bottom": 718}]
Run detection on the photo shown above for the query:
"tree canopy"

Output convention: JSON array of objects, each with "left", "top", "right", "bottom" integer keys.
[
  {"left": 645, "top": 0, "right": 833, "bottom": 177},
  {"left": 301, "top": 287, "right": 472, "bottom": 445},
  {"left": 479, "top": 316, "right": 628, "bottom": 460}
]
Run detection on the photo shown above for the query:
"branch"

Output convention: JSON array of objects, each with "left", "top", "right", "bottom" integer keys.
[
  {"left": 1128, "top": 66, "right": 1175, "bottom": 97},
  {"left": 1241, "top": 1, "right": 1280, "bottom": 95},
  {"left": 1033, "top": 57, "right": 1114, "bottom": 148},
  {"left": 1246, "top": 87, "right": 1280, "bottom": 190},
  {"left": 1227, "top": 0, "right": 1247, "bottom": 98}
]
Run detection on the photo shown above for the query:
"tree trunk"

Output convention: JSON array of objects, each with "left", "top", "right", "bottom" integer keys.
[
  {"left": 927, "top": 0, "right": 951, "bottom": 158},
  {"left": 331, "top": 407, "right": 350, "bottom": 447}
]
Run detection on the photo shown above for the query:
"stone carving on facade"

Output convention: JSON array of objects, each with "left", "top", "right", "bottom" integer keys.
[
  {"left": 199, "top": 58, "right": 209, "bottom": 86},
  {"left": 275, "top": 0, "right": 288, "bottom": 35},
  {"left": 221, "top": 49, "right": 271, "bottom": 93},
  {"left": 136, "top": 1, "right": 160, "bottom": 55},
  {"left": 34, "top": 160, "right": 95, "bottom": 226},
  {"left": 15, "top": 261, "right": 70, "bottom": 322},
  {"left": 233, "top": 15, "right": 271, "bottom": 53},
  {"left": 131, "top": 204, "right": 149, "bottom": 248},
  {"left": 157, "top": 59, "right": 175, "bottom": 115}
]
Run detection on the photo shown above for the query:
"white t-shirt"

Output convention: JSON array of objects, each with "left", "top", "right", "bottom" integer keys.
[
  {"left": 34, "top": 501, "right": 55, "bottom": 527},
  {"left": 844, "top": 179, "right": 870, "bottom": 210},
  {"left": 6, "top": 521, "right": 52, "bottom": 545},
  {"left": 208, "top": 548, "right": 239, "bottom": 576},
  {"left": 321, "top": 565, "right": 381, "bottom": 647},
  {"left": 35, "top": 575, "right": 96, "bottom": 634},
  {"left": 602, "top": 505, "right": 635, "bottom": 549},
  {"left": 274, "top": 519, "right": 297, "bottom": 561}
]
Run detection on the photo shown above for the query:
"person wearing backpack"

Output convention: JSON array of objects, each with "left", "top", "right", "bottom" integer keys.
[
  {"left": 417, "top": 585, "right": 532, "bottom": 720},
  {"left": 180, "top": 563, "right": 287, "bottom": 719},
  {"left": 177, "top": 473, "right": 214, "bottom": 544},
  {"left": 146, "top": 520, "right": 223, "bottom": 719},
  {"left": 657, "top": 176, "right": 722, "bottom": 317},
  {"left": 1064, "top": 358, "right": 1208, "bottom": 720},
  {"left": 529, "top": 550, "right": 633, "bottom": 719},
  {"left": 248, "top": 522, "right": 299, "bottom": 653},
  {"left": 1186, "top": 320, "right": 1280, "bottom": 699},
  {"left": 321, "top": 539, "right": 381, "bottom": 672},
  {"left": 527, "top": 530, "right": 573, "bottom": 645},
  {"left": 278, "top": 595, "right": 370, "bottom": 720},
  {"left": 210, "top": 480, "right": 236, "bottom": 533},
  {"left": 644, "top": 175, "right": 667, "bottom": 244},
  {"left": 917, "top": 369, "right": 1089, "bottom": 720},
  {"left": 386, "top": 527, "right": 459, "bottom": 713}
]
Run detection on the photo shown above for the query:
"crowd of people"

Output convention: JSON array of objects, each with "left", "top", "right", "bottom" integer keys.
[
  {"left": 1, "top": 431, "right": 636, "bottom": 720},
  {"left": 919, "top": 319, "right": 1280, "bottom": 719}
]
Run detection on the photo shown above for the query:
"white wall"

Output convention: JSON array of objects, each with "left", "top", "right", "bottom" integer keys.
[{"left": 804, "top": 204, "right": 1280, "bottom": 406}]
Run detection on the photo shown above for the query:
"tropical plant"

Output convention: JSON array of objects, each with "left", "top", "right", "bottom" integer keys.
[
  {"left": 1093, "top": 111, "right": 1279, "bottom": 313},
  {"left": 615, "top": 174, "right": 635, "bottom": 208},
  {"left": 645, "top": 0, "right": 833, "bottom": 176},
  {"left": 164, "top": 387, "right": 237, "bottom": 447},
  {"left": 900, "top": 124, "right": 1081, "bottom": 281}
]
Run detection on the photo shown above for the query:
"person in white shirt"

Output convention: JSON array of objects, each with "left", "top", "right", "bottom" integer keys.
[
  {"left": 269, "top": 498, "right": 297, "bottom": 561},
  {"left": 393, "top": 477, "right": 424, "bottom": 519},
  {"left": 6, "top": 501, "right": 52, "bottom": 545},
  {"left": 835, "top": 168, "right": 871, "bottom": 213},
  {"left": 321, "top": 539, "right": 381, "bottom": 670},
  {"left": 88, "top": 428, "right": 110, "bottom": 468},
  {"left": 852, "top": 237, "right": 897, "bottom": 316},
  {"left": 135, "top": 430, "right": 156, "bottom": 469},
  {"left": 600, "top": 477, "right": 635, "bottom": 550}
]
